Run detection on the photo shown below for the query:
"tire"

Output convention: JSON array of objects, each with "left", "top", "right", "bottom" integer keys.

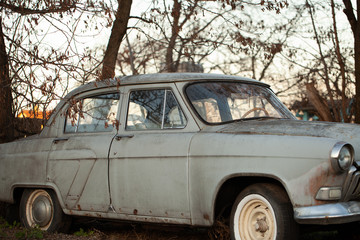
[
  {"left": 19, "top": 189, "right": 71, "bottom": 232},
  {"left": 230, "top": 183, "right": 298, "bottom": 240}
]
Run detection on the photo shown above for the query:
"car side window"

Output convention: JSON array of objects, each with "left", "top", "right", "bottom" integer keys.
[
  {"left": 65, "top": 93, "right": 120, "bottom": 133},
  {"left": 126, "top": 89, "right": 187, "bottom": 130}
]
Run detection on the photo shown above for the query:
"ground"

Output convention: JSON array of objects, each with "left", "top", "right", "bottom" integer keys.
[
  {"left": 1, "top": 201, "right": 360, "bottom": 240},
  {"left": 1, "top": 216, "right": 360, "bottom": 240}
]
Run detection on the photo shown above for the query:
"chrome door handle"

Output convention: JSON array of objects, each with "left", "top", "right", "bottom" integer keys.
[
  {"left": 53, "top": 137, "right": 68, "bottom": 144},
  {"left": 115, "top": 134, "right": 134, "bottom": 141}
]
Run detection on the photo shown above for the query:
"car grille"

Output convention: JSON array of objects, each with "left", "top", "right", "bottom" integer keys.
[{"left": 343, "top": 162, "right": 360, "bottom": 201}]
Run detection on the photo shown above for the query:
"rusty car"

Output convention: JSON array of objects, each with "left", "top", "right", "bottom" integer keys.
[{"left": 1, "top": 73, "right": 360, "bottom": 240}]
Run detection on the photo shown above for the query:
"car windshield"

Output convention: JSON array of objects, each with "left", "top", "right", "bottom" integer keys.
[{"left": 185, "top": 81, "right": 295, "bottom": 124}]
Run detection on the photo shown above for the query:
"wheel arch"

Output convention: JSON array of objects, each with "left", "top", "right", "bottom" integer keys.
[
  {"left": 212, "top": 175, "right": 291, "bottom": 222},
  {"left": 11, "top": 183, "right": 66, "bottom": 210}
]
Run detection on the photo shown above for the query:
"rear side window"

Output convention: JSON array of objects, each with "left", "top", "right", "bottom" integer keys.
[
  {"left": 126, "top": 89, "right": 187, "bottom": 130},
  {"left": 65, "top": 93, "right": 120, "bottom": 133}
]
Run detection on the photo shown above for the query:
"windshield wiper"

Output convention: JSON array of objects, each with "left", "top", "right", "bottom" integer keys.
[{"left": 234, "top": 116, "right": 287, "bottom": 122}]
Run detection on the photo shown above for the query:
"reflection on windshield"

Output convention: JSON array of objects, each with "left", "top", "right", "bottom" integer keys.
[{"left": 185, "top": 82, "right": 294, "bottom": 124}]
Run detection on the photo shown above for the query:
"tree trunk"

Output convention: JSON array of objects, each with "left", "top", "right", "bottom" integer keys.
[
  {"left": 164, "top": 0, "right": 181, "bottom": 73},
  {"left": 343, "top": 0, "right": 360, "bottom": 123},
  {"left": 101, "top": 0, "right": 132, "bottom": 80},
  {"left": 306, "top": 83, "right": 333, "bottom": 121},
  {"left": 0, "top": 17, "right": 14, "bottom": 143},
  {"left": 331, "top": 0, "right": 349, "bottom": 122},
  {"left": 307, "top": 0, "right": 340, "bottom": 122},
  {"left": 355, "top": 1, "right": 360, "bottom": 123}
]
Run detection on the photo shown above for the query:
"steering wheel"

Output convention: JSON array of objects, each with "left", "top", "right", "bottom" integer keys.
[{"left": 242, "top": 107, "right": 270, "bottom": 119}]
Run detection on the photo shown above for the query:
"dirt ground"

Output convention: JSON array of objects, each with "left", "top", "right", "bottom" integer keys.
[
  {"left": 1, "top": 202, "right": 360, "bottom": 240},
  {"left": 2, "top": 216, "right": 360, "bottom": 240}
]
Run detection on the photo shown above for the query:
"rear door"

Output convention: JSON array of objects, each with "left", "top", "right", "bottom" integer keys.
[{"left": 47, "top": 91, "right": 121, "bottom": 212}]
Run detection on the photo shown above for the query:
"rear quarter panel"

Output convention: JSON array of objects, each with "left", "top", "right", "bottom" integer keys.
[{"left": 0, "top": 137, "right": 52, "bottom": 203}]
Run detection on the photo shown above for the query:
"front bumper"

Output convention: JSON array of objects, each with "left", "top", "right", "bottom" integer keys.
[{"left": 294, "top": 201, "right": 360, "bottom": 225}]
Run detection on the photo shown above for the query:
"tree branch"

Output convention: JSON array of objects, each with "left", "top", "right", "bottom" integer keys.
[{"left": 0, "top": 1, "right": 76, "bottom": 15}]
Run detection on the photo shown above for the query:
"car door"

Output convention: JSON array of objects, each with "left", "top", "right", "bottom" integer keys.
[
  {"left": 47, "top": 91, "right": 121, "bottom": 212},
  {"left": 109, "top": 84, "right": 198, "bottom": 223}
]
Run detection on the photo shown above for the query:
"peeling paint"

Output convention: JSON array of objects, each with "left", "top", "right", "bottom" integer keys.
[{"left": 203, "top": 214, "right": 210, "bottom": 221}]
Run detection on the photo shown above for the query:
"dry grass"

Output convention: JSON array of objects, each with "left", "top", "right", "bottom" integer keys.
[{"left": 2, "top": 209, "right": 360, "bottom": 240}]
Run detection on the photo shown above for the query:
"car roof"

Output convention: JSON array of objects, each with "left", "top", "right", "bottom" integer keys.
[{"left": 66, "top": 73, "right": 269, "bottom": 99}]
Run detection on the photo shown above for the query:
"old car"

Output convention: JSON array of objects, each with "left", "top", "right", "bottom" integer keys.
[{"left": 1, "top": 73, "right": 360, "bottom": 239}]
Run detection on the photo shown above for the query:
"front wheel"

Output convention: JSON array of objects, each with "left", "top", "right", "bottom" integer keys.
[
  {"left": 20, "top": 189, "right": 70, "bottom": 232},
  {"left": 230, "top": 183, "right": 298, "bottom": 240}
]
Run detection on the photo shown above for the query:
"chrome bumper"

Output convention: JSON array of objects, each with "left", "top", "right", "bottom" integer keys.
[{"left": 294, "top": 201, "right": 360, "bottom": 225}]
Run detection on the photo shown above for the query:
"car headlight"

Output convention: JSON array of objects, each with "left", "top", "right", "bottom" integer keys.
[{"left": 331, "top": 142, "right": 354, "bottom": 173}]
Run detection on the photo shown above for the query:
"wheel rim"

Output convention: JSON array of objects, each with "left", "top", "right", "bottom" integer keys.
[
  {"left": 25, "top": 190, "right": 53, "bottom": 230},
  {"left": 234, "top": 194, "right": 276, "bottom": 240}
]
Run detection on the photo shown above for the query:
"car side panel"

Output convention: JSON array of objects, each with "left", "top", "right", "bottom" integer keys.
[
  {"left": 188, "top": 133, "right": 344, "bottom": 226},
  {"left": 47, "top": 133, "right": 114, "bottom": 212},
  {"left": 0, "top": 137, "right": 52, "bottom": 203}
]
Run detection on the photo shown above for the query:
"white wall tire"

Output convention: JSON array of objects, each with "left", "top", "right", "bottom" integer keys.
[
  {"left": 20, "top": 189, "right": 71, "bottom": 232},
  {"left": 233, "top": 194, "right": 276, "bottom": 240},
  {"left": 230, "top": 184, "right": 298, "bottom": 240}
]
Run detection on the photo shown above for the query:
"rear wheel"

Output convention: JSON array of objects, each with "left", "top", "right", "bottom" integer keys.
[
  {"left": 20, "top": 189, "right": 70, "bottom": 232},
  {"left": 230, "top": 183, "right": 298, "bottom": 240}
]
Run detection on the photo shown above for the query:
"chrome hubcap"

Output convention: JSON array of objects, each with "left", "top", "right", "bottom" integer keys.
[
  {"left": 32, "top": 195, "right": 52, "bottom": 227},
  {"left": 26, "top": 190, "right": 53, "bottom": 230}
]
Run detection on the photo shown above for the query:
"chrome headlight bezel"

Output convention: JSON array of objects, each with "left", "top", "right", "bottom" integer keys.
[{"left": 330, "top": 142, "right": 354, "bottom": 173}]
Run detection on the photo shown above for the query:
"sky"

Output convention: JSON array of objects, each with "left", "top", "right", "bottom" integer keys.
[{"left": 5, "top": 0, "right": 355, "bottom": 110}]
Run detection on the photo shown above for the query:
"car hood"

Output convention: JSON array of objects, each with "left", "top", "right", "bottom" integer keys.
[{"left": 206, "top": 119, "right": 360, "bottom": 159}]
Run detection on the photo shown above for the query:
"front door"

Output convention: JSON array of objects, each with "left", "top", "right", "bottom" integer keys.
[{"left": 109, "top": 85, "right": 196, "bottom": 222}]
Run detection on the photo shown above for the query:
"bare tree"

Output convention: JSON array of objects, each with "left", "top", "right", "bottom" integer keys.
[
  {"left": 277, "top": 1, "right": 355, "bottom": 122},
  {"left": 304, "top": 0, "right": 354, "bottom": 122},
  {"left": 0, "top": 16, "right": 13, "bottom": 143},
  {"left": 0, "top": 0, "right": 115, "bottom": 143},
  {"left": 210, "top": 9, "right": 301, "bottom": 81},
  {"left": 342, "top": 0, "right": 360, "bottom": 123},
  {"left": 116, "top": 0, "right": 290, "bottom": 75},
  {"left": 0, "top": 1, "right": 79, "bottom": 143}
]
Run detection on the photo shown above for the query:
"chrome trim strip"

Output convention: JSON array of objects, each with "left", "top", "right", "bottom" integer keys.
[
  {"left": 345, "top": 172, "right": 360, "bottom": 200},
  {"left": 343, "top": 166, "right": 357, "bottom": 201},
  {"left": 355, "top": 161, "right": 360, "bottom": 168},
  {"left": 294, "top": 201, "right": 360, "bottom": 225},
  {"left": 353, "top": 174, "right": 360, "bottom": 194}
]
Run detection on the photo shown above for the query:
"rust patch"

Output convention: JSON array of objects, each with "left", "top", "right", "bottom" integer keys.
[
  {"left": 203, "top": 213, "right": 210, "bottom": 221},
  {"left": 308, "top": 166, "right": 328, "bottom": 197},
  {"left": 133, "top": 209, "right": 138, "bottom": 215},
  {"left": 306, "top": 163, "right": 344, "bottom": 206},
  {"left": 77, "top": 204, "right": 82, "bottom": 211}
]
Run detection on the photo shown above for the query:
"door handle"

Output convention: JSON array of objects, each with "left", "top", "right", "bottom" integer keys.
[
  {"left": 115, "top": 134, "right": 134, "bottom": 141},
  {"left": 53, "top": 137, "right": 68, "bottom": 144}
]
